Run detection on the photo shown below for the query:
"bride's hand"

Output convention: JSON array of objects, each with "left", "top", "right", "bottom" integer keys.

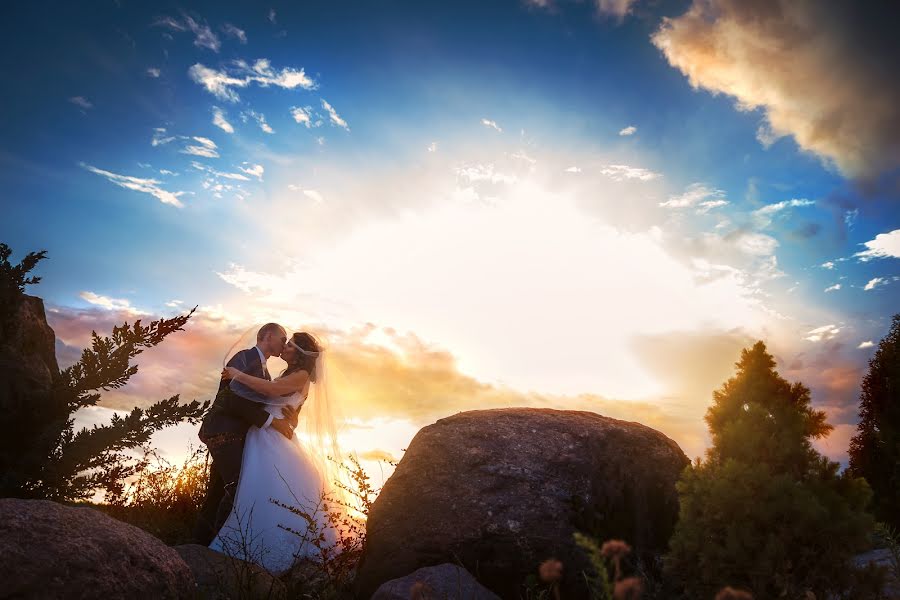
[
  {"left": 222, "top": 366, "right": 241, "bottom": 381},
  {"left": 281, "top": 405, "right": 299, "bottom": 429}
]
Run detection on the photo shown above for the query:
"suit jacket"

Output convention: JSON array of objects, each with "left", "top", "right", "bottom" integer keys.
[{"left": 199, "top": 348, "right": 273, "bottom": 439}]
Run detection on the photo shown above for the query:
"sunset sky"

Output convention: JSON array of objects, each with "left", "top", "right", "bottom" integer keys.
[{"left": 2, "top": 0, "right": 898, "bottom": 482}]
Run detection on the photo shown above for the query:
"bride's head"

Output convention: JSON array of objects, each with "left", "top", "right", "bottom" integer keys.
[{"left": 280, "top": 332, "right": 322, "bottom": 381}]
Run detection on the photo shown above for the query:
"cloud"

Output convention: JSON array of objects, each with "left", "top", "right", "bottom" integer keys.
[
  {"left": 291, "top": 106, "right": 314, "bottom": 127},
  {"left": 154, "top": 14, "right": 221, "bottom": 52},
  {"left": 268, "top": 9, "right": 277, "bottom": 24},
  {"left": 481, "top": 118, "right": 502, "bottom": 133},
  {"left": 151, "top": 127, "right": 176, "bottom": 147},
  {"left": 146, "top": 68, "right": 161, "bottom": 78},
  {"left": 565, "top": 166, "right": 582, "bottom": 173},
  {"left": 596, "top": 0, "right": 638, "bottom": 19},
  {"left": 242, "top": 110, "right": 274, "bottom": 134},
  {"left": 455, "top": 163, "right": 517, "bottom": 185},
  {"left": 321, "top": 100, "right": 349, "bottom": 130},
  {"left": 304, "top": 190, "right": 324, "bottom": 203},
  {"left": 600, "top": 164, "right": 661, "bottom": 182},
  {"left": 855, "top": 229, "right": 900, "bottom": 261},
  {"left": 696, "top": 200, "right": 729, "bottom": 214},
  {"left": 69, "top": 96, "right": 92, "bottom": 110},
  {"left": 79, "top": 292, "right": 144, "bottom": 314},
  {"left": 188, "top": 59, "right": 316, "bottom": 103},
  {"left": 221, "top": 23, "right": 247, "bottom": 44},
  {"left": 659, "top": 182, "right": 725, "bottom": 208},
  {"left": 804, "top": 325, "right": 840, "bottom": 343},
  {"left": 863, "top": 277, "right": 886, "bottom": 291},
  {"left": 239, "top": 164, "right": 264, "bottom": 180},
  {"left": 824, "top": 284, "right": 841, "bottom": 293},
  {"left": 618, "top": 125, "right": 637, "bottom": 136},
  {"left": 821, "top": 261, "right": 835, "bottom": 270},
  {"left": 652, "top": 0, "right": 900, "bottom": 178},
  {"left": 212, "top": 107, "right": 234, "bottom": 133},
  {"left": 858, "top": 340, "right": 874, "bottom": 349},
  {"left": 428, "top": 142, "right": 438, "bottom": 153},
  {"left": 752, "top": 198, "right": 816, "bottom": 228},
  {"left": 180, "top": 136, "right": 219, "bottom": 158},
  {"left": 190, "top": 161, "right": 250, "bottom": 181},
  {"left": 80, "top": 163, "right": 187, "bottom": 208}
]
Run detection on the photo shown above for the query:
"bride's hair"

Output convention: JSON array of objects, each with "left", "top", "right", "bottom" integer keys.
[{"left": 282, "top": 332, "right": 322, "bottom": 381}]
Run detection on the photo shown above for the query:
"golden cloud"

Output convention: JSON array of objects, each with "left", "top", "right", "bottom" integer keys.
[{"left": 652, "top": 0, "right": 900, "bottom": 178}]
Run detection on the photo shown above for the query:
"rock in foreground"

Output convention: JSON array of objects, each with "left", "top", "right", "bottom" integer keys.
[
  {"left": 372, "top": 563, "right": 500, "bottom": 600},
  {"left": 0, "top": 498, "right": 194, "bottom": 599},
  {"left": 354, "top": 408, "right": 689, "bottom": 599},
  {"left": 174, "top": 544, "right": 286, "bottom": 599}
]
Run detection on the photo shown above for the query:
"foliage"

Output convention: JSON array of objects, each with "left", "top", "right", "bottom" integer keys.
[
  {"left": 0, "top": 243, "right": 209, "bottom": 501},
  {"left": 664, "top": 341, "right": 876, "bottom": 599},
  {"left": 848, "top": 314, "right": 900, "bottom": 530},
  {"left": 0, "top": 242, "right": 47, "bottom": 336}
]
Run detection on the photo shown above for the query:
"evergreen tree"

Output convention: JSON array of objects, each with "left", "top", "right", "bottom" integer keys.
[
  {"left": 848, "top": 314, "right": 900, "bottom": 530},
  {"left": 665, "top": 341, "right": 874, "bottom": 599},
  {"left": 0, "top": 243, "right": 209, "bottom": 501}
]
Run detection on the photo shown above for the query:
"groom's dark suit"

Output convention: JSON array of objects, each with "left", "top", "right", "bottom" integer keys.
[{"left": 193, "top": 347, "right": 274, "bottom": 545}]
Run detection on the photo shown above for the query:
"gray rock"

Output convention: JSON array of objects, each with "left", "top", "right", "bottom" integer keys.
[
  {"left": 174, "top": 544, "right": 286, "bottom": 599},
  {"left": 372, "top": 563, "right": 501, "bottom": 600},
  {"left": 353, "top": 408, "right": 689, "bottom": 599},
  {"left": 0, "top": 498, "right": 194, "bottom": 599}
]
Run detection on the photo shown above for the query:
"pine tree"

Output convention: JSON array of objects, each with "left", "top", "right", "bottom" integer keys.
[
  {"left": 848, "top": 314, "right": 900, "bottom": 531},
  {"left": 0, "top": 243, "right": 209, "bottom": 501},
  {"left": 665, "top": 341, "right": 874, "bottom": 599}
]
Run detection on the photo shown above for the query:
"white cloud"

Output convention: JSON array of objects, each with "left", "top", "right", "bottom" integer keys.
[
  {"left": 618, "top": 125, "right": 637, "bottom": 136},
  {"left": 752, "top": 198, "right": 815, "bottom": 228},
  {"left": 855, "top": 229, "right": 900, "bottom": 261},
  {"left": 291, "top": 106, "right": 313, "bottom": 127},
  {"left": 804, "top": 324, "right": 840, "bottom": 342},
  {"left": 188, "top": 59, "right": 316, "bottom": 103},
  {"left": 455, "top": 163, "right": 517, "bottom": 185},
  {"left": 243, "top": 109, "right": 274, "bottom": 134},
  {"left": 599, "top": 164, "right": 662, "bottom": 182},
  {"left": 858, "top": 340, "right": 874, "bottom": 349},
  {"left": 146, "top": 68, "right": 161, "bottom": 78},
  {"left": 428, "top": 142, "right": 438, "bottom": 153},
  {"left": 155, "top": 14, "right": 221, "bottom": 52},
  {"left": 212, "top": 107, "right": 234, "bottom": 133},
  {"left": 191, "top": 161, "right": 250, "bottom": 181},
  {"left": 69, "top": 96, "right": 92, "bottom": 110},
  {"left": 240, "top": 164, "right": 264, "bottom": 180},
  {"left": 221, "top": 23, "right": 247, "bottom": 44},
  {"left": 824, "top": 283, "right": 840, "bottom": 292},
  {"left": 180, "top": 136, "right": 219, "bottom": 158},
  {"left": 596, "top": 0, "right": 638, "bottom": 19},
  {"left": 565, "top": 166, "right": 582, "bottom": 173},
  {"left": 481, "top": 118, "right": 502, "bottom": 133},
  {"left": 735, "top": 232, "right": 778, "bottom": 257},
  {"left": 696, "top": 200, "right": 729, "bottom": 214},
  {"left": 303, "top": 190, "right": 324, "bottom": 203},
  {"left": 80, "top": 163, "right": 186, "bottom": 208},
  {"left": 268, "top": 9, "right": 277, "bottom": 24},
  {"left": 79, "top": 291, "right": 144, "bottom": 314},
  {"left": 864, "top": 277, "right": 886, "bottom": 291},
  {"left": 821, "top": 261, "right": 835, "bottom": 270},
  {"left": 151, "top": 127, "right": 176, "bottom": 146},
  {"left": 659, "top": 183, "right": 724, "bottom": 208},
  {"left": 321, "top": 99, "right": 349, "bottom": 130}
]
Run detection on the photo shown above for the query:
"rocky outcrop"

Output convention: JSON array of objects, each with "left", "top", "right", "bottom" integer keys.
[
  {"left": 0, "top": 499, "right": 195, "bottom": 599},
  {"left": 372, "top": 563, "right": 501, "bottom": 600},
  {"left": 354, "top": 408, "right": 689, "bottom": 599},
  {"left": 174, "top": 544, "right": 286, "bottom": 599}
]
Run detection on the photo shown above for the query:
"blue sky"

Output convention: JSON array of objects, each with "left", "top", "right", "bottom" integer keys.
[{"left": 2, "top": 0, "right": 898, "bottom": 468}]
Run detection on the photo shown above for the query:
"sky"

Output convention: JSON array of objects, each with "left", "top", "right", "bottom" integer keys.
[{"left": 2, "top": 0, "right": 899, "bottom": 483}]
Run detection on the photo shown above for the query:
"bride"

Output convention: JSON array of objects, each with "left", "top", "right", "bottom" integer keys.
[{"left": 210, "top": 331, "right": 344, "bottom": 572}]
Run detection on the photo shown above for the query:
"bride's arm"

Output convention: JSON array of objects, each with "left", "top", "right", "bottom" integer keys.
[{"left": 226, "top": 367, "right": 308, "bottom": 397}]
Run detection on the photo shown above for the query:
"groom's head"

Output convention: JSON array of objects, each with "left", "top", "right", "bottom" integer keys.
[{"left": 256, "top": 323, "right": 287, "bottom": 357}]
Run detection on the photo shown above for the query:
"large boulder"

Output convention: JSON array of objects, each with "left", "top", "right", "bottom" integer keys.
[
  {"left": 0, "top": 499, "right": 195, "bottom": 599},
  {"left": 354, "top": 408, "right": 689, "bottom": 599},
  {"left": 174, "top": 544, "right": 286, "bottom": 599},
  {"left": 372, "top": 563, "right": 501, "bottom": 600}
]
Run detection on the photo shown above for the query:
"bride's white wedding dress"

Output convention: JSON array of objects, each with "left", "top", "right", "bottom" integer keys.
[{"left": 209, "top": 390, "right": 339, "bottom": 572}]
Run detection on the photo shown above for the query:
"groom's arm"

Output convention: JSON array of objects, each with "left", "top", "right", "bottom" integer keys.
[{"left": 218, "top": 351, "right": 275, "bottom": 429}]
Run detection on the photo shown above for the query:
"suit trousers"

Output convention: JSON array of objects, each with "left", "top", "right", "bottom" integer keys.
[{"left": 193, "top": 432, "right": 246, "bottom": 546}]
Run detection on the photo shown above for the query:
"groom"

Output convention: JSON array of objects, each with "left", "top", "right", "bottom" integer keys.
[{"left": 193, "top": 322, "right": 298, "bottom": 545}]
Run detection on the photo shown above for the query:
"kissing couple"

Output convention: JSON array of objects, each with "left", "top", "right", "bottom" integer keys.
[{"left": 193, "top": 323, "right": 345, "bottom": 572}]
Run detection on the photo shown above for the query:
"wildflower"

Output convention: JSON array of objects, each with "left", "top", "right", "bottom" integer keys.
[
  {"left": 539, "top": 558, "right": 563, "bottom": 583},
  {"left": 715, "top": 587, "right": 754, "bottom": 600},
  {"left": 613, "top": 576, "right": 643, "bottom": 600},
  {"left": 600, "top": 539, "right": 631, "bottom": 580}
]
